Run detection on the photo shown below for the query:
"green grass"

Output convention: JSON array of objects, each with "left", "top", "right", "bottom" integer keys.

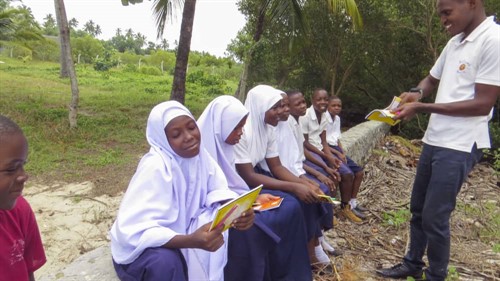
[
  {"left": 0, "top": 56, "right": 239, "bottom": 192},
  {"left": 382, "top": 208, "right": 411, "bottom": 228}
]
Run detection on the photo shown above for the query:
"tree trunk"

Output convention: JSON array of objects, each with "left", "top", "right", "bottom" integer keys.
[
  {"left": 235, "top": 7, "right": 266, "bottom": 101},
  {"left": 170, "top": 0, "right": 197, "bottom": 104},
  {"left": 54, "top": 0, "right": 69, "bottom": 78},
  {"left": 54, "top": 0, "right": 79, "bottom": 128}
]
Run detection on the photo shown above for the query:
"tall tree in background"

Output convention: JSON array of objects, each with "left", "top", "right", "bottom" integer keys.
[
  {"left": 54, "top": 0, "right": 80, "bottom": 128},
  {"left": 235, "top": 0, "right": 363, "bottom": 101},
  {"left": 122, "top": 0, "right": 196, "bottom": 104}
]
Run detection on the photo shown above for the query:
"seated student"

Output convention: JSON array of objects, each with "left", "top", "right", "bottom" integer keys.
[
  {"left": 299, "top": 89, "right": 363, "bottom": 224},
  {"left": 197, "top": 95, "right": 312, "bottom": 281},
  {"left": 286, "top": 90, "right": 342, "bottom": 257},
  {"left": 0, "top": 115, "right": 46, "bottom": 281},
  {"left": 326, "top": 95, "right": 367, "bottom": 220},
  {"left": 263, "top": 92, "right": 339, "bottom": 260},
  {"left": 233, "top": 84, "right": 326, "bottom": 278},
  {"left": 110, "top": 101, "right": 254, "bottom": 281}
]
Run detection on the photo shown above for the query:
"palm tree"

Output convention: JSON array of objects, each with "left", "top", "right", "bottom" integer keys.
[
  {"left": 235, "top": 0, "right": 363, "bottom": 100},
  {"left": 122, "top": 0, "right": 195, "bottom": 104}
]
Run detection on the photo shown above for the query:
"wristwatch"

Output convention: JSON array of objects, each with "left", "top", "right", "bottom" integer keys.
[{"left": 409, "top": 87, "right": 423, "bottom": 100}]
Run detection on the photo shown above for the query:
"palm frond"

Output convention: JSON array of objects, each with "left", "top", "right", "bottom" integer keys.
[
  {"left": 152, "top": 0, "right": 183, "bottom": 39},
  {"left": 328, "top": 0, "right": 363, "bottom": 30}
]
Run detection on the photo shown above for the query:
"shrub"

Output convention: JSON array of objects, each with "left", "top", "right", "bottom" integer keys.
[{"left": 139, "top": 66, "right": 162, "bottom": 76}]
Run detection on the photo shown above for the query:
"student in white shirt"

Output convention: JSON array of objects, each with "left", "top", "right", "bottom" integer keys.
[
  {"left": 326, "top": 95, "right": 367, "bottom": 220},
  {"left": 377, "top": 1, "right": 499, "bottom": 280}
]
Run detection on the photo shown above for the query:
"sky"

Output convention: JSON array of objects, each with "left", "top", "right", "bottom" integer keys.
[{"left": 18, "top": 0, "right": 247, "bottom": 57}]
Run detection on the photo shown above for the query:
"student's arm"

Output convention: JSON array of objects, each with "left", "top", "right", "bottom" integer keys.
[
  {"left": 396, "top": 77, "right": 499, "bottom": 120},
  {"left": 333, "top": 140, "right": 346, "bottom": 163},
  {"left": 303, "top": 164, "right": 336, "bottom": 192},
  {"left": 303, "top": 133, "right": 327, "bottom": 158},
  {"left": 165, "top": 222, "right": 225, "bottom": 252},
  {"left": 320, "top": 130, "right": 341, "bottom": 169},
  {"left": 304, "top": 148, "right": 339, "bottom": 180}
]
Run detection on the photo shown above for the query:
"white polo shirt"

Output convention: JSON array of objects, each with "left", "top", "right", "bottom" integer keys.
[
  {"left": 299, "top": 105, "right": 328, "bottom": 151},
  {"left": 234, "top": 125, "right": 279, "bottom": 167},
  {"left": 423, "top": 16, "right": 500, "bottom": 152},
  {"left": 326, "top": 113, "right": 341, "bottom": 146}
]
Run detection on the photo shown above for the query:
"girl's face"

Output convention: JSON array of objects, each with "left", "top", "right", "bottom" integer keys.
[
  {"left": 328, "top": 98, "right": 342, "bottom": 116},
  {"left": 0, "top": 133, "right": 29, "bottom": 210},
  {"left": 264, "top": 100, "right": 282, "bottom": 127},
  {"left": 225, "top": 115, "right": 248, "bottom": 145},
  {"left": 279, "top": 95, "right": 290, "bottom": 122},
  {"left": 165, "top": 115, "right": 201, "bottom": 158}
]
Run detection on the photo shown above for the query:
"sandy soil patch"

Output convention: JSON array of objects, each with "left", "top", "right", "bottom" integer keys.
[{"left": 23, "top": 181, "right": 123, "bottom": 279}]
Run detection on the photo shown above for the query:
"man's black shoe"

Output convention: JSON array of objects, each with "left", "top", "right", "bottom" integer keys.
[{"left": 376, "top": 263, "right": 423, "bottom": 279}]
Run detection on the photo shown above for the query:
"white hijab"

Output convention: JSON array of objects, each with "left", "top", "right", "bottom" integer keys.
[
  {"left": 110, "top": 101, "right": 237, "bottom": 281},
  {"left": 198, "top": 95, "right": 250, "bottom": 195},
  {"left": 239, "top": 85, "right": 283, "bottom": 166}
]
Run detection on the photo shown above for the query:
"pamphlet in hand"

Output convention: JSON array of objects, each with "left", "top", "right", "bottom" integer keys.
[
  {"left": 209, "top": 184, "right": 263, "bottom": 232},
  {"left": 318, "top": 194, "right": 341, "bottom": 206},
  {"left": 253, "top": 197, "right": 284, "bottom": 212},
  {"left": 365, "top": 96, "right": 402, "bottom": 126}
]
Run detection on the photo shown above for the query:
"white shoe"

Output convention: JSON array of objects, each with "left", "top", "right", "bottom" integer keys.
[
  {"left": 314, "top": 245, "right": 331, "bottom": 264},
  {"left": 319, "top": 236, "right": 335, "bottom": 253}
]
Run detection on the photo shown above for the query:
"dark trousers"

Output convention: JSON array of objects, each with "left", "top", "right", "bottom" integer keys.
[
  {"left": 403, "top": 144, "right": 469, "bottom": 281},
  {"left": 113, "top": 247, "right": 188, "bottom": 281}
]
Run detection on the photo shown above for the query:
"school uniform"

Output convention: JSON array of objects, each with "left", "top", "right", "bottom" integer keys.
[
  {"left": 110, "top": 101, "right": 238, "bottom": 281},
  {"left": 403, "top": 16, "right": 500, "bottom": 281},
  {"left": 233, "top": 85, "right": 313, "bottom": 281},
  {"left": 325, "top": 113, "right": 363, "bottom": 175}
]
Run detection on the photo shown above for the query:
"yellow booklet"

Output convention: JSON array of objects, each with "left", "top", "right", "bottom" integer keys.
[
  {"left": 365, "top": 96, "right": 401, "bottom": 126},
  {"left": 318, "top": 195, "right": 341, "bottom": 205},
  {"left": 209, "top": 184, "right": 263, "bottom": 232}
]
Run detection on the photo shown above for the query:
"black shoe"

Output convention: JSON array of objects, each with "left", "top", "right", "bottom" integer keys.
[
  {"left": 351, "top": 207, "right": 367, "bottom": 219},
  {"left": 376, "top": 263, "right": 423, "bottom": 279}
]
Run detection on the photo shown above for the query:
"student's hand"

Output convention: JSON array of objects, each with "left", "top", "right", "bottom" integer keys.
[
  {"left": 190, "top": 222, "right": 225, "bottom": 252},
  {"left": 338, "top": 153, "right": 347, "bottom": 163},
  {"left": 317, "top": 174, "right": 336, "bottom": 192},
  {"left": 300, "top": 174, "right": 320, "bottom": 188},
  {"left": 393, "top": 102, "right": 421, "bottom": 121},
  {"left": 325, "top": 155, "right": 341, "bottom": 169},
  {"left": 399, "top": 91, "right": 421, "bottom": 104},
  {"left": 255, "top": 194, "right": 280, "bottom": 205},
  {"left": 324, "top": 166, "right": 340, "bottom": 181},
  {"left": 232, "top": 208, "right": 255, "bottom": 231},
  {"left": 292, "top": 183, "right": 319, "bottom": 204},
  {"left": 305, "top": 180, "right": 324, "bottom": 196}
]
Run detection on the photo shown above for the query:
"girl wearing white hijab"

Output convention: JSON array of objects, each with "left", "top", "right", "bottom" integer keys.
[
  {"left": 110, "top": 101, "right": 253, "bottom": 281},
  {"left": 198, "top": 95, "right": 312, "bottom": 280}
]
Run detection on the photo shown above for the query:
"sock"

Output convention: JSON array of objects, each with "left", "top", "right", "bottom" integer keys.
[
  {"left": 314, "top": 245, "right": 331, "bottom": 263},
  {"left": 350, "top": 198, "right": 358, "bottom": 209}
]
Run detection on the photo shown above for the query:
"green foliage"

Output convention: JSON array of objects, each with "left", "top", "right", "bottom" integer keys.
[
  {"left": 446, "top": 266, "right": 459, "bottom": 281},
  {"left": 493, "top": 243, "right": 500, "bottom": 253},
  {"left": 139, "top": 66, "right": 162, "bottom": 76},
  {"left": 382, "top": 209, "right": 410, "bottom": 228},
  {"left": 72, "top": 35, "right": 105, "bottom": 64}
]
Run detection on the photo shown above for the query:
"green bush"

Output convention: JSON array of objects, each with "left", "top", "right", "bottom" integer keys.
[{"left": 139, "top": 66, "right": 162, "bottom": 76}]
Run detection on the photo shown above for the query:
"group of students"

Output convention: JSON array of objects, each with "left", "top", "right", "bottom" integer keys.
[
  {"left": 109, "top": 85, "right": 367, "bottom": 281},
  {"left": 0, "top": 85, "right": 367, "bottom": 281}
]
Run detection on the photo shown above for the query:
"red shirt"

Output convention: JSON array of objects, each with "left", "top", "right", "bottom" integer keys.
[{"left": 0, "top": 196, "right": 46, "bottom": 281}]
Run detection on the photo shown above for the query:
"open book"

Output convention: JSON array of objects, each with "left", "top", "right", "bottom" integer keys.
[
  {"left": 253, "top": 197, "right": 283, "bottom": 212},
  {"left": 318, "top": 195, "right": 341, "bottom": 205},
  {"left": 209, "top": 184, "right": 263, "bottom": 232},
  {"left": 365, "top": 96, "right": 401, "bottom": 126}
]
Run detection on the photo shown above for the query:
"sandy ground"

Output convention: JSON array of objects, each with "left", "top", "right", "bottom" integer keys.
[{"left": 23, "top": 182, "right": 123, "bottom": 280}]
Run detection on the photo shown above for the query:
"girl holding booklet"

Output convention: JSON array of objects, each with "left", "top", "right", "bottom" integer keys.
[
  {"left": 198, "top": 95, "right": 313, "bottom": 281},
  {"left": 110, "top": 101, "right": 253, "bottom": 281}
]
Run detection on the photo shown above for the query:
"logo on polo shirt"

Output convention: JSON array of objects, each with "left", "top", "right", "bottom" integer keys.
[{"left": 457, "top": 60, "right": 470, "bottom": 73}]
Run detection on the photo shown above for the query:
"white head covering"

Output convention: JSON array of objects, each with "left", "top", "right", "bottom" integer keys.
[
  {"left": 198, "top": 95, "right": 250, "bottom": 195},
  {"left": 110, "top": 101, "right": 236, "bottom": 280},
  {"left": 240, "top": 85, "right": 284, "bottom": 166}
]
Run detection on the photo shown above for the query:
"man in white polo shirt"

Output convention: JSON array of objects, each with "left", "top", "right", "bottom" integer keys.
[{"left": 377, "top": 0, "right": 499, "bottom": 280}]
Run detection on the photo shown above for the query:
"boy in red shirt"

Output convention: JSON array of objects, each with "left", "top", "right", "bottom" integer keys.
[{"left": 0, "top": 115, "right": 46, "bottom": 281}]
